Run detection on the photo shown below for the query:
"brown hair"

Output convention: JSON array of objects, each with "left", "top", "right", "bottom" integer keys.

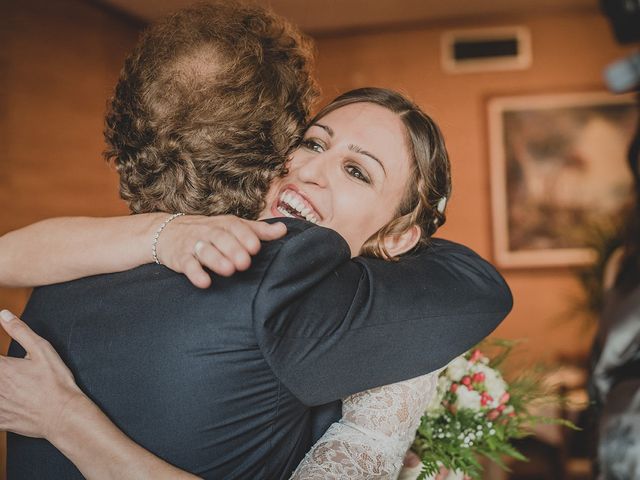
[
  {"left": 104, "top": 1, "right": 318, "bottom": 219},
  {"left": 307, "top": 87, "right": 452, "bottom": 258}
]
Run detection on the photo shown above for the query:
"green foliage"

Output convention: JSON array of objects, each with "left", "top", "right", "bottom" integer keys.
[
  {"left": 412, "top": 408, "right": 531, "bottom": 479},
  {"left": 411, "top": 341, "right": 577, "bottom": 479}
]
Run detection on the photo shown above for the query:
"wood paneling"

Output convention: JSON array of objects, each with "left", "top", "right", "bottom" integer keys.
[{"left": 0, "top": 0, "right": 140, "bottom": 476}]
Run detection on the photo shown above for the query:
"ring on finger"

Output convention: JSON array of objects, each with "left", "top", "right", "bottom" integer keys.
[{"left": 193, "top": 240, "right": 206, "bottom": 259}]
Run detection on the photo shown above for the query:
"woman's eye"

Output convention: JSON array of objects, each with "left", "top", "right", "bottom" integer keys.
[
  {"left": 345, "top": 165, "right": 370, "bottom": 183},
  {"left": 301, "top": 139, "right": 325, "bottom": 153}
]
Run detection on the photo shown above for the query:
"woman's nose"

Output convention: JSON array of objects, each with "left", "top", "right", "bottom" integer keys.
[{"left": 295, "top": 154, "right": 329, "bottom": 187}]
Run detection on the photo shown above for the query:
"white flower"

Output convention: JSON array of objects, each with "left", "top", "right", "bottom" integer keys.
[
  {"left": 426, "top": 388, "right": 445, "bottom": 412},
  {"left": 426, "top": 376, "right": 450, "bottom": 412},
  {"left": 445, "top": 356, "right": 469, "bottom": 382},
  {"left": 474, "top": 364, "right": 507, "bottom": 405},
  {"left": 437, "top": 375, "right": 451, "bottom": 394},
  {"left": 454, "top": 387, "right": 481, "bottom": 411}
]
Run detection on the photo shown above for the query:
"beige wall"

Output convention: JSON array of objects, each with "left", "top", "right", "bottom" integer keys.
[
  {"left": 0, "top": 0, "right": 139, "bottom": 476},
  {"left": 313, "top": 10, "right": 635, "bottom": 362}
]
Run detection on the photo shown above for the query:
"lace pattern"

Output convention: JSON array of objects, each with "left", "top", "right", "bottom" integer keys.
[{"left": 290, "top": 372, "right": 439, "bottom": 479}]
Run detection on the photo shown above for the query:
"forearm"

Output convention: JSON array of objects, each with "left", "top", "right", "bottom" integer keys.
[
  {"left": 0, "top": 214, "right": 163, "bottom": 287},
  {"left": 51, "top": 393, "right": 199, "bottom": 480}
]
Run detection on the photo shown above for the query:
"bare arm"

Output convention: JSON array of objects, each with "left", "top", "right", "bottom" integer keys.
[
  {"left": 0, "top": 215, "right": 160, "bottom": 288},
  {"left": 0, "top": 310, "right": 199, "bottom": 480},
  {"left": 0, "top": 214, "right": 286, "bottom": 288}
]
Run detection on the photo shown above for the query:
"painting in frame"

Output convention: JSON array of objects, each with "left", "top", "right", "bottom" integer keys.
[{"left": 488, "top": 91, "right": 638, "bottom": 268}]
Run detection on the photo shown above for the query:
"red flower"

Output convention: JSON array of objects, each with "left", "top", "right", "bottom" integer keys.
[
  {"left": 461, "top": 376, "right": 471, "bottom": 386},
  {"left": 487, "top": 409, "right": 500, "bottom": 420},
  {"left": 450, "top": 383, "right": 459, "bottom": 393},
  {"left": 472, "top": 372, "right": 485, "bottom": 383},
  {"left": 469, "top": 349, "right": 483, "bottom": 363},
  {"left": 499, "top": 392, "right": 510, "bottom": 404},
  {"left": 480, "top": 392, "right": 493, "bottom": 406}
]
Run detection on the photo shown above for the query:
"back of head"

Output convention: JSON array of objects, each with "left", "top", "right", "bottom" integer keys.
[{"left": 104, "top": 1, "right": 318, "bottom": 218}]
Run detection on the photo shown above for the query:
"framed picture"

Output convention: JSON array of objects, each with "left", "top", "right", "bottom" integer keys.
[{"left": 488, "top": 91, "right": 638, "bottom": 268}]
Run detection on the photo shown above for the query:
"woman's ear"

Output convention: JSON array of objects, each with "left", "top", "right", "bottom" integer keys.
[{"left": 383, "top": 225, "right": 422, "bottom": 257}]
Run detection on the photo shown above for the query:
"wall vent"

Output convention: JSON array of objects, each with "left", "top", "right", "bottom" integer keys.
[{"left": 441, "top": 26, "right": 531, "bottom": 73}]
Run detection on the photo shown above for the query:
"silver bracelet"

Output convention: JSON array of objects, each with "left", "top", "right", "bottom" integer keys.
[{"left": 152, "top": 213, "right": 185, "bottom": 265}]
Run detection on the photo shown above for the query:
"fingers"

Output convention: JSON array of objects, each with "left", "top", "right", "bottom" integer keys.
[
  {"left": 193, "top": 242, "right": 235, "bottom": 277},
  {"left": 402, "top": 450, "right": 421, "bottom": 468},
  {"left": 223, "top": 221, "right": 262, "bottom": 255},
  {"left": 195, "top": 220, "right": 287, "bottom": 276},
  {"left": 207, "top": 230, "right": 252, "bottom": 271},
  {"left": 0, "top": 310, "right": 46, "bottom": 359},
  {"left": 248, "top": 221, "right": 287, "bottom": 241},
  {"left": 182, "top": 257, "right": 213, "bottom": 289},
  {"left": 224, "top": 220, "right": 286, "bottom": 256},
  {"left": 162, "top": 216, "right": 288, "bottom": 287}
]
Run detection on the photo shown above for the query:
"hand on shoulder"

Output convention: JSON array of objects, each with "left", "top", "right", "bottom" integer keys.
[{"left": 153, "top": 214, "right": 287, "bottom": 288}]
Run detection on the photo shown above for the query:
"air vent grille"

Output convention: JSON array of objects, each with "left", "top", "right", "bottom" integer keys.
[{"left": 442, "top": 27, "right": 531, "bottom": 73}]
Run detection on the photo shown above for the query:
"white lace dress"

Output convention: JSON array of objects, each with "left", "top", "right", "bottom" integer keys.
[{"left": 290, "top": 372, "right": 439, "bottom": 479}]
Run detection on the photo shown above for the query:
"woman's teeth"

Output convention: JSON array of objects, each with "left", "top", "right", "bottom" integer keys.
[{"left": 278, "top": 191, "right": 319, "bottom": 223}]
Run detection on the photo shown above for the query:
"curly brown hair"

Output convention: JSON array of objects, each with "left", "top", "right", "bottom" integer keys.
[
  {"left": 104, "top": 1, "right": 318, "bottom": 219},
  {"left": 308, "top": 88, "right": 452, "bottom": 259}
]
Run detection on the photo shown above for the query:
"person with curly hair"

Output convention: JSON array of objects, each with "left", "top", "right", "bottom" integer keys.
[
  {"left": 0, "top": 4, "right": 511, "bottom": 480},
  {"left": 104, "top": 1, "right": 317, "bottom": 220}
]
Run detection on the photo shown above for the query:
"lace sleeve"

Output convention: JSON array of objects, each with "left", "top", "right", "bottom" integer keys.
[{"left": 290, "top": 372, "right": 439, "bottom": 479}]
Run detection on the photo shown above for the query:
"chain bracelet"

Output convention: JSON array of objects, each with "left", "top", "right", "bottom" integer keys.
[{"left": 152, "top": 213, "right": 185, "bottom": 265}]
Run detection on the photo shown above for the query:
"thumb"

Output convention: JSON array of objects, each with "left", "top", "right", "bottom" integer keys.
[
  {"left": 252, "top": 221, "right": 287, "bottom": 240},
  {"left": 1, "top": 310, "right": 41, "bottom": 359}
]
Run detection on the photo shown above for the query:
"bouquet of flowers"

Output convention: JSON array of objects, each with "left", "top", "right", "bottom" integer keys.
[{"left": 409, "top": 341, "right": 574, "bottom": 480}]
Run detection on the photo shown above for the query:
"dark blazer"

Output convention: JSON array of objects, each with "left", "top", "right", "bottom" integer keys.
[{"left": 7, "top": 219, "right": 511, "bottom": 479}]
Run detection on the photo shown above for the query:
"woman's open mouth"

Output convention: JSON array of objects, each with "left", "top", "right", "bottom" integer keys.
[{"left": 273, "top": 188, "right": 320, "bottom": 224}]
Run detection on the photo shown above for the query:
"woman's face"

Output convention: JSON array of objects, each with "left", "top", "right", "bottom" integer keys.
[{"left": 261, "top": 102, "right": 413, "bottom": 256}]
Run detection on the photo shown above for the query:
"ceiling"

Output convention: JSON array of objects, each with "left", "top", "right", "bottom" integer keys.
[{"left": 98, "top": 0, "right": 600, "bottom": 34}]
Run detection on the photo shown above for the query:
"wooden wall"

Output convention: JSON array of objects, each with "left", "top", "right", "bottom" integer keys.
[
  {"left": 0, "top": 0, "right": 140, "bottom": 475},
  {"left": 313, "top": 9, "right": 635, "bottom": 362}
]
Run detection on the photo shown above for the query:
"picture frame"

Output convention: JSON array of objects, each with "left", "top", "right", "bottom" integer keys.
[{"left": 488, "top": 91, "right": 638, "bottom": 268}]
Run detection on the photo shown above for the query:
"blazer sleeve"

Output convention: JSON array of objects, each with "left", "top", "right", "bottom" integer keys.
[{"left": 253, "top": 218, "right": 513, "bottom": 406}]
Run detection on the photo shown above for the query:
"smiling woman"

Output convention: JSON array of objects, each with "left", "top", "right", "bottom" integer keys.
[{"left": 263, "top": 88, "right": 452, "bottom": 259}]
